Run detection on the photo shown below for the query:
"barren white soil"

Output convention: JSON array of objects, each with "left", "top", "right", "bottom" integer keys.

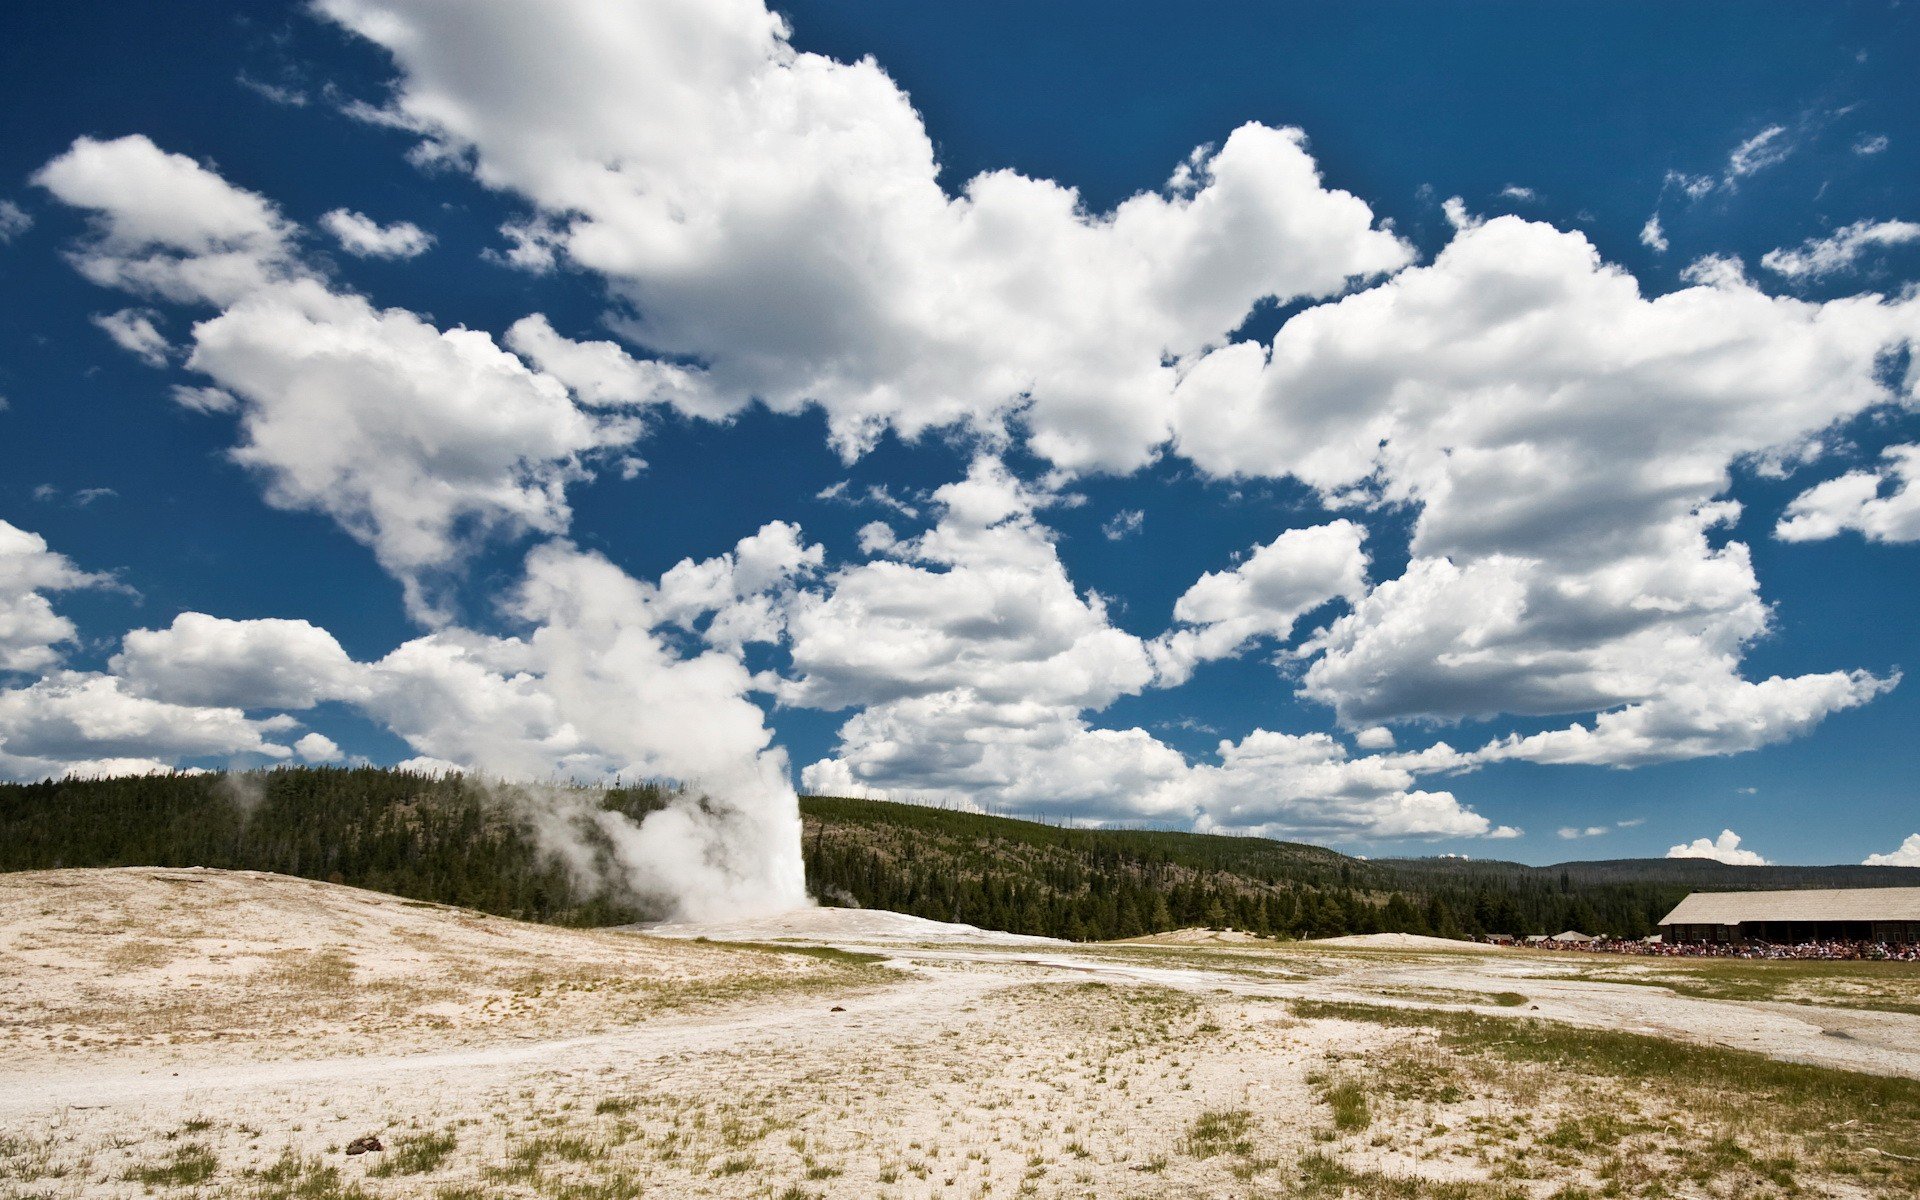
[
  {"left": 638, "top": 903, "right": 1061, "bottom": 946},
  {"left": 1310, "top": 932, "right": 1508, "bottom": 953},
  {"left": 4, "top": 868, "right": 1919, "bottom": 1199}
]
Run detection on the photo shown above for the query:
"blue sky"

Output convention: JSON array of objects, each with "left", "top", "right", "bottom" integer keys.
[{"left": 2, "top": 0, "right": 1919, "bottom": 871}]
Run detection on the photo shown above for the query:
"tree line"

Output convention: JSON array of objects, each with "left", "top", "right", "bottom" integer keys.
[{"left": 4, "top": 769, "right": 1904, "bottom": 941}]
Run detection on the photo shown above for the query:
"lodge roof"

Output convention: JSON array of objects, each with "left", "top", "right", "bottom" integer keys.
[{"left": 1658, "top": 887, "right": 1920, "bottom": 927}]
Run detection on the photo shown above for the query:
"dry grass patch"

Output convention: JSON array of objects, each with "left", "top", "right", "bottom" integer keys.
[{"left": 1291, "top": 998, "right": 1920, "bottom": 1197}]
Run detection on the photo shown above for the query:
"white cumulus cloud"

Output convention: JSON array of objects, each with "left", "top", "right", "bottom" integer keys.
[
  {"left": 316, "top": 0, "right": 1412, "bottom": 473},
  {"left": 319, "top": 208, "right": 434, "bottom": 259},
  {"left": 1151, "top": 519, "right": 1368, "bottom": 687},
  {"left": 91, "top": 308, "right": 171, "bottom": 366},
  {"left": 1761, "top": 219, "right": 1920, "bottom": 280},
  {"left": 1863, "top": 834, "right": 1920, "bottom": 867},
  {"left": 0, "top": 521, "right": 117, "bottom": 675},
  {"left": 1666, "top": 828, "right": 1769, "bottom": 865},
  {"left": 294, "top": 732, "right": 342, "bottom": 762},
  {"left": 1777, "top": 445, "right": 1920, "bottom": 544}
]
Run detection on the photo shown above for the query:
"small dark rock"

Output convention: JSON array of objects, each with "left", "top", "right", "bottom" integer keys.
[
  {"left": 829, "top": 1005, "right": 846, "bottom": 1012},
  {"left": 1529, "top": 1005, "right": 1540, "bottom": 1010},
  {"left": 345, "top": 1136, "right": 384, "bottom": 1156}
]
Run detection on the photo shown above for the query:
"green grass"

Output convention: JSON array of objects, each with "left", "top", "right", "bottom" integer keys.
[
  {"left": 367, "top": 1129, "right": 457, "bottom": 1177},
  {"left": 125, "top": 1143, "right": 218, "bottom": 1187},
  {"left": 1296, "top": 1151, "right": 1531, "bottom": 1198},
  {"left": 1320, "top": 1077, "right": 1372, "bottom": 1132},
  {"left": 253, "top": 1152, "right": 374, "bottom": 1200},
  {"left": 1183, "top": 1109, "right": 1254, "bottom": 1158},
  {"left": 1543, "top": 957, "right": 1920, "bottom": 1016},
  {"left": 1293, "top": 998, "right": 1920, "bottom": 1193},
  {"left": 693, "top": 939, "right": 887, "bottom": 966}
]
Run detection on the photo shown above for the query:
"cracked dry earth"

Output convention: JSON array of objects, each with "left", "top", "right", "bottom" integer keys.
[{"left": 4, "top": 869, "right": 1920, "bottom": 1199}]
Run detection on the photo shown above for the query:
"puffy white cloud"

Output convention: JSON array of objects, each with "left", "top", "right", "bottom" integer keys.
[
  {"left": 802, "top": 694, "right": 1194, "bottom": 822},
  {"left": 1354, "top": 726, "right": 1395, "bottom": 750},
  {"left": 783, "top": 458, "right": 1153, "bottom": 712},
  {"left": 1761, "top": 219, "right": 1920, "bottom": 280},
  {"left": 1169, "top": 730, "right": 1511, "bottom": 841},
  {"left": 31, "top": 134, "right": 299, "bottom": 305},
  {"left": 1172, "top": 214, "right": 1919, "bottom": 760},
  {"left": 504, "top": 314, "right": 731, "bottom": 419},
  {"left": 791, "top": 462, "right": 1503, "bottom": 841},
  {"left": 1474, "top": 672, "right": 1894, "bottom": 769},
  {"left": 790, "top": 461, "right": 1180, "bottom": 819},
  {"left": 1854, "top": 134, "right": 1890, "bottom": 156},
  {"left": 805, "top": 716, "right": 1505, "bottom": 841},
  {"left": 1639, "top": 213, "right": 1668, "bottom": 253},
  {"left": 1558, "top": 826, "right": 1609, "bottom": 839},
  {"left": 319, "top": 208, "right": 434, "bottom": 259},
  {"left": 1666, "top": 828, "right": 1768, "bottom": 866},
  {"left": 294, "top": 732, "right": 342, "bottom": 762},
  {"left": 1777, "top": 445, "right": 1920, "bottom": 543},
  {"left": 652, "top": 520, "right": 824, "bottom": 652},
  {"left": 112, "top": 613, "right": 369, "bottom": 709},
  {"left": 1863, "top": 834, "right": 1920, "bottom": 867},
  {"left": 91, "top": 308, "right": 171, "bottom": 366},
  {"left": 317, "top": 0, "right": 1410, "bottom": 472},
  {"left": 1152, "top": 519, "right": 1367, "bottom": 686},
  {"left": 0, "top": 672, "right": 295, "bottom": 782},
  {"left": 190, "top": 281, "right": 622, "bottom": 615},
  {"left": 0, "top": 520, "right": 115, "bottom": 674},
  {"left": 1173, "top": 215, "right": 1914, "bottom": 522},
  {"left": 855, "top": 521, "right": 896, "bottom": 556},
  {"left": 58, "top": 757, "right": 194, "bottom": 779},
  {"left": 36, "top": 136, "right": 641, "bottom": 620}
]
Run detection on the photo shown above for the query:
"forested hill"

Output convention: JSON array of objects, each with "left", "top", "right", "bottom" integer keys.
[
  {"left": 2, "top": 768, "right": 1913, "bottom": 940},
  {"left": 797, "top": 796, "right": 1917, "bottom": 940}
]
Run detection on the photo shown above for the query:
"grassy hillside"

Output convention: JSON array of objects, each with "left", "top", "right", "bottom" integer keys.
[{"left": 2, "top": 768, "right": 1912, "bottom": 940}]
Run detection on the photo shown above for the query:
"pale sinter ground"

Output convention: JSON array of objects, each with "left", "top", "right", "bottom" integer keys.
[{"left": 4, "top": 867, "right": 1920, "bottom": 1200}]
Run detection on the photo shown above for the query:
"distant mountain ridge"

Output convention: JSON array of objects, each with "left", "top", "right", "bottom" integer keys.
[{"left": 1376, "top": 855, "right": 1918, "bottom": 890}]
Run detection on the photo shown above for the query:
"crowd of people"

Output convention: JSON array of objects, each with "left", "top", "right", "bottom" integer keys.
[{"left": 1503, "top": 936, "right": 1920, "bottom": 961}]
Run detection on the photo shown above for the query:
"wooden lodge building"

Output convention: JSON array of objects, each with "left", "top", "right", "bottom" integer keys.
[{"left": 1658, "top": 887, "right": 1920, "bottom": 945}]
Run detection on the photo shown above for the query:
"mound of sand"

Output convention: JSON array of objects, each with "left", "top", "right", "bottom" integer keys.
[
  {"left": 642, "top": 904, "right": 1061, "bottom": 946},
  {"left": 1114, "top": 927, "right": 1273, "bottom": 946},
  {"left": 0, "top": 867, "right": 869, "bottom": 1069},
  {"left": 1310, "top": 932, "right": 1506, "bottom": 953}
]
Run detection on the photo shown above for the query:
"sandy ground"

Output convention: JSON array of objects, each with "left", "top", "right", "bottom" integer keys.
[
  {"left": 0, "top": 867, "right": 870, "bottom": 1072},
  {"left": 1311, "top": 932, "right": 1509, "bottom": 953},
  {"left": 4, "top": 870, "right": 1919, "bottom": 1199},
  {"left": 638, "top": 904, "right": 1061, "bottom": 946}
]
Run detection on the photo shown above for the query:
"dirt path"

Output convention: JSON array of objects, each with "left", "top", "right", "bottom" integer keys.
[
  {"left": 8, "top": 881, "right": 1920, "bottom": 1199},
  {"left": 833, "top": 940, "right": 1920, "bottom": 1079},
  {"left": 0, "top": 961, "right": 1007, "bottom": 1115},
  {"left": 13, "top": 934, "right": 1916, "bottom": 1129}
]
